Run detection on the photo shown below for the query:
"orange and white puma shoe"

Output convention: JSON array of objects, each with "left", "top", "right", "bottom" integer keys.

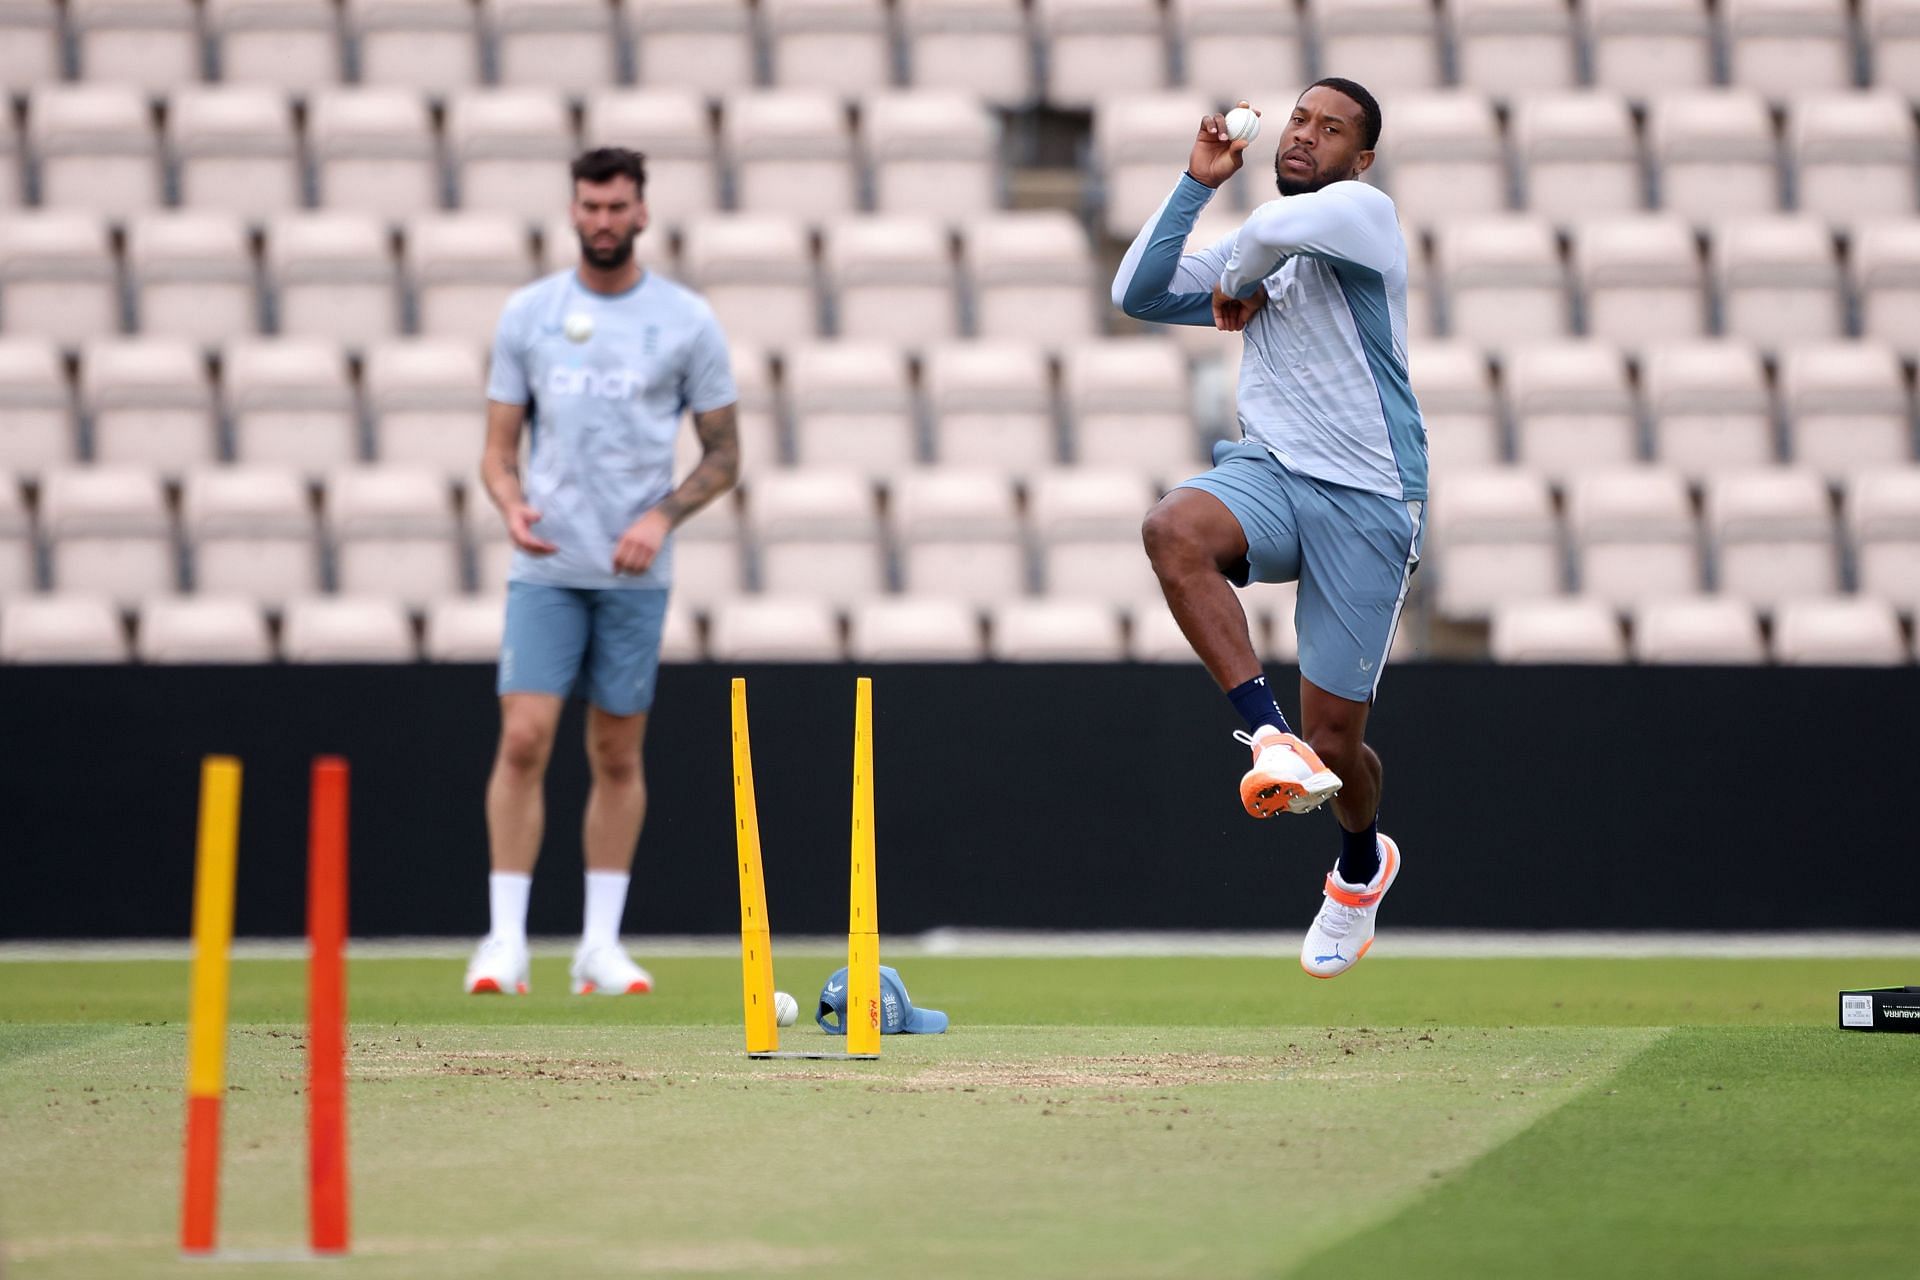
[
  {"left": 570, "top": 943, "right": 654, "bottom": 995},
  {"left": 1300, "top": 834, "right": 1401, "bottom": 979},
  {"left": 1233, "top": 726, "right": 1343, "bottom": 817},
  {"left": 464, "top": 935, "right": 529, "bottom": 995}
]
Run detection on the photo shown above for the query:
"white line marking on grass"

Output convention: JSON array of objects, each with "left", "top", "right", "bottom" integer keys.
[{"left": 3, "top": 930, "right": 1919, "bottom": 961}]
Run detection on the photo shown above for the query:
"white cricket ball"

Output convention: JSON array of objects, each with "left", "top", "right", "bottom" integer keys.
[
  {"left": 1223, "top": 106, "right": 1261, "bottom": 144},
  {"left": 774, "top": 991, "right": 799, "bottom": 1027},
  {"left": 563, "top": 312, "right": 594, "bottom": 343}
]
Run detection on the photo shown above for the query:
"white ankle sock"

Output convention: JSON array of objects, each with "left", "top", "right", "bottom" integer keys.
[
  {"left": 488, "top": 872, "right": 532, "bottom": 945},
  {"left": 582, "top": 871, "right": 630, "bottom": 951}
]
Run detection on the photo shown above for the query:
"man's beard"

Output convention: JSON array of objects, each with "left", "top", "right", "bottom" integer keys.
[
  {"left": 1275, "top": 154, "right": 1347, "bottom": 197},
  {"left": 578, "top": 230, "right": 638, "bottom": 269}
]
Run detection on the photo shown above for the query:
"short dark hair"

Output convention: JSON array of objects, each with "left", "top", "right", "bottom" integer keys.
[
  {"left": 571, "top": 147, "right": 647, "bottom": 195},
  {"left": 1308, "top": 78, "right": 1382, "bottom": 150}
]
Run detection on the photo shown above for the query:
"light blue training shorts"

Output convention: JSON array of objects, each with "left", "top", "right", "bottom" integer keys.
[
  {"left": 497, "top": 581, "right": 670, "bottom": 717},
  {"left": 1176, "top": 439, "right": 1425, "bottom": 703}
]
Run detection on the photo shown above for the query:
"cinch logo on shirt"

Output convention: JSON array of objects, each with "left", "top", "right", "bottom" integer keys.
[{"left": 545, "top": 366, "right": 644, "bottom": 400}]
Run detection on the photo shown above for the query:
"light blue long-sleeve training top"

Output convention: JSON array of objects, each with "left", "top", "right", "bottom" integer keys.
[{"left": 1111, "top": 172, "right": 1428, "bottom": 502}]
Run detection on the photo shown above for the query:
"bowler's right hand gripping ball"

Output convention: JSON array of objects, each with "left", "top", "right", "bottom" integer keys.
[
  {"left": 1223, "top": 106, "right": 1260, "bottom": 144},
  {"left": 774, "top": 991, "right": 798, "bottom": 1027}
]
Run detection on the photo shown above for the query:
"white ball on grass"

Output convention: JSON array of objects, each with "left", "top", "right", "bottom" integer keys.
[{"left": 774, "top": 991, "right": 799, "bottom": 1027}]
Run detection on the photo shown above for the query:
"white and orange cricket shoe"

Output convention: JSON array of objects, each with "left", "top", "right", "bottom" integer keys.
[
  {"left": 1300, "top": 834, "right": 1401, "bottom": 979},
  {"left": 464, "top": 935, "right": 529, "bottom": 995},
  {"left": 1233, "top": 726, "right": 1343, "bottom": 817},
  {"left": 570, "top": 943, "right": 654, "bottom": 995}
]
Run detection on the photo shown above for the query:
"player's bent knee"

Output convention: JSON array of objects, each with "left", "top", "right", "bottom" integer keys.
[{"left": 1141, "top": 502, "right": 1206, "bottom": 574}]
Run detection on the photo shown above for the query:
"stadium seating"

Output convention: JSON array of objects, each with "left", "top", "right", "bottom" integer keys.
[
  {"left": 864, "top": 92, "right": 1002, "bottom": 219},
  {"left": 1573, "top": 216, "right": 1707, "bottom": 345},
  {"left": 1773, "top": 597, "right": 1910, "bottom": 664},
  {"left": 1641, "top": 342, "right": 1777, "bottom": 477},
  {"left": 0, "top": 595, "right": 129, "bottom": 663},
  {"left": 823, "top": 217, "right": 961, "bottom": 346},
  {"left": 899, "top": 0, "right": 1035, "bottom": 105},
  {"left": 584, "top": 91, "right": 719, "bottom": 228},
  {"left": 785, "top": 343, "right": 919, "bottom": 472},
  {"left": 1037, "top": 0, "right": 1169, "bottom": 108},
  {"left": 1383, "top": 94, "right": 1507, "bottom": 229},
  {"left": 725, "top": 91, "right": 859, "bottom": 219},
  {"left": 1778, "top": 343, "right": 1914, "bottom": 479},
  {"left": 681, "top": 215, "right": 817, "bottom": 348},
  {"left": 1452, "top": 0, "right": 1581, "bottom": 93},
  {"left": 267, "top": 213, "right": 401, "bottom": 345},
  {"left": 41, "top": 467, "right": 177, "bottom": 606},
  {"left": 1848, "top": 469, "right": 1920, "bottom": 614},
  {"left": 224, "top": 339, "right": 359, "bottom": 474},
  {"left": 848, "top": 597, "right": 986, "bottom": 660},
  {"left": 0, "top": 478, "right": 32, "bottom": 597},
  {"left": 181, "top": 465, "right": 321, "bottom": 605},
  {"left": 83, "top": 340, "right": 216, "bottom": 472},
  {"left": 29, "top": 85, "right": 160, "bottom": 219},
  {"left": 891, "top": 468, "right": 1029, "bottom": 604},
  {"left": 1565, "top": 468, "right": 1700, "bottom": 606},
  {"left": 1489, "top": 598, "right": 1628, "bottom": 662},
  {"left": 405, "top": 214, "right": 535, "bottom": 346},
  {"left": 348, "top": 0, "right": 480, "bottom": 92},
  {"left": 1316, "top": 0, "right": 1442, "bottom": 92},
  {"left": 168, "top": 87, "right": 303, "bottom": 220},
  {"left": 128, "top": 214, "right": 257, "bottom": 346},
  {"left": 1853, "top": 221, "right": 1920, "bottom": 355},
  {"left": 1584, "top": 0, "right": 1715, "bottom": 94},
  {"left": 707, "top": 596, "right": 843, "bottom": 660},
  {"left": 1648, "top": 91, "right": 1781, "bottom": 221},
  {"left": 764, "top": 0, "right": 893, "bottom": 93},
  {"left": 1723, "top": 0, "right": 1854, "bottom": 97},
  {"left": 1504, "top": 343, "right": 1638, "bottom": 476},
  {"left": 281, "top": 596, "right": 417, "bottom": 662},
  {"left": 423, "top": 595, "right": 506, "bottom": 662},
  {"left": 1713, "top": 218, "right": 1846, "bottom": 348},
  {"left": 1632, "top": 597, "right": 1768, "bottom": 664},
  {"left": 1706, "top": 469, "right": 1840, "bottom": 606},
  {"left": 486, "top": 0, "right": 618, "bottom": 88},
  {"left": 748, "top": 468, "right": 885, "bottom": 603},
  {"left": 1174, "top": 0, "right": 1305, "bottom": 106},
  {"left": 137, "top": 597, "right": 274, "bottom": 664},
  {"left": 0, "top": 0, "right": 63, "bottom": 94},
  {"left": 324, "top": 467, "right": 462, "bottom": 606},
  {"left": 206, "top": 0, "right": 340, "bottom": 92},
  {"left": 447, "top": 91, "right": 574, "bottom": 221},
  {"left": 627, "top": 0, "right": 756, "bottom": 98},
  {"left": 1430, "top": 469, "right": 1563, "bottom": 620},
  {"left": 0, "top": 214, "right": 119, "bottom": 345},
  {"left": 1434, "top": 218, "right": 1568, "bottom": 344},
  {"left": 1028, "top": 467, "right": 1161, "bottom": 604},
  {"left": 0, "top": 340, "right": 75, "bottom": 476},
  {"left": 1515, "top": 95, "right": 1643, "bottom": 222},
  {"left": 364, "top": 340, "right": 485, "bottom": 479},
  {"left": 990, "top": 598, "right": 1126, "bottom": 660},
  {"left": 922, "top": 342, "right": 1059, "bottom": 474},
  {"left": 70, "top": 0, "right": 200, "bottom": 93}
]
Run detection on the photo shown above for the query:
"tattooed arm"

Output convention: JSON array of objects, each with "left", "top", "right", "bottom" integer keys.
[{"left": 612, "top": 401, "right": 740, "bottom": 576}]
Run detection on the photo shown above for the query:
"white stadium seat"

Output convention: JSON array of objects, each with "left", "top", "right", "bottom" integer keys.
[
  {"left": 346, "top": 0, "right": 479, "bottom": 92},
  {"left": 848, "top": 597, "right": 986, "bottom": 660},
  {"left": 1565, "top": 468, "right": 1700, "bottom": 605},
  {"left": 681, "top": 216, "right": 818, "bottom": 349},
  {"left": 307, "top": 89, "right": 440, "bottom": 220},
  {"left": 181, "top": 465, "right": 321, "bottom": 605},
  {"left": 1060, "top": 339, "right": 1198, "bottom": 482},
  {"left": 823, "top": 217, "right": 960, "bottom": 347},
  {"left": 1514, "top": 94, "right": 1643, "bottom": 222},
  {"left": 924, "top": 342, "right": 1059, "bottom": 475},
  {"left": 659, "top": 599, "right": 702, "bottom": 663},
  {"left": 1382, "top": 94, "right": 1508, "bottom": 229},
  {"left": 1173, "top": 0, "right": 1305, "bottom": 106},
  {"left": 966, "top": 213, "right": 1098, "bottom": 345},
  {"left": 1779, "top": 343, "right": 1914, "bottom": 480},
  {"left": 1648, "top": 90, "right": 1780, "bottom": 221},
  {"left": 1504, "top": 342, "right": 1638, "bottom": 477},
  {"left": 1316, "top": 0, "right": 1442, "bottom": 90},
  {"left": 423, "top": 595, "right": 506, "bottom": 662},
  {"left": 1787, "top": 94, "right": 1917, "bottom": 224},
  {"left": 137, "top": 597, "right": 273, "bottom": 664},
  {"left": 1641, "top": 342, "right": 1776, "bottom": 477},
  {"left": 1773, "top": 597, "right": 1909, "bottom": 665},
  {"left": 1095, "top": 94, "right": 1211, "bottom": 238},
  {"left": 0, "top": 339, "right": 76, "bottom": 476},
  {"left": 1852, "top": 221, "right": 1920, "bottom": 357},
  {"left": 41, "top": 467, "right": 176, "bottom": 605},
  {"left": 1573, "top": 216, "right": 1706, "bottom": 345},
  {"left": 463, "top": 488, "right": 513, "bottom": 595},
  {"left": 1127, "top": 602, "right": 1201, "bottom": 663},
  {"left": 1706, "top": 469, "right": 1839, "bottom": 606},
  {"left": 764, "top": 0, "right": 893, "bottom": 93},
  {"left": 748, "top": 468, "right": 885, "bottom": 603},
  {"left": 1434, "top": 218, "right": 1568, "bottom": 344},
  {"left": 1429, "top": 468, "right": 1563, "bottom": 619},
  {"left": 485, "top": 0, "right": 618, "bottom": 88},
  {"left": 1584, "top": 0, "right": 1715, "bottom": 94},
  {"left": 784, "top": 343, "right": 919, "bottom": 474},
  {"left": 1451, "top": 0, "right": 1580, "bottom": 92},
  {"left": 1632, "top": 597, "right": 1767, "bottom": 664},
  {"left": 363, "top": 340, "right": 483, "bottom": 480},
  {"left": 724, "top": 91, "right": 858, "bottom": 220},
  {"left": 28, "top": 85, "right": 162, "bottom": 219},
  {"left": 0, "top": 110, "right": 17, "bottom": 209},
  {"left": 82, "top": 340, "right": 216, "bottom": 473},
  {"left": 1723, "top": 0, "right": 1853, "bottom": 97},
  {"left": 446, "top": 90, "right": 574, "bottom": 221},
  {"left": 1028, "top": 467, "right": 1160, "bottom": 604},
  {"left": 1865, "top": 0, "right": 1920, "bottom": 97},
  {"left": 70, "top": 0, "right": 200, "bottom": 92},
  {"left": 626, "top": 0, "right": 755, "bottom": 98},
  {"left": 0, "top": 477, "right": 33, "bottom": 596},
  {"left": 990, "top": 599, "right": 1125, "bottom": 660},
  {"left": 891, "top": 468, "right": 1028, "bottom": 604},
  {"left": 864, "top": 91, "right": 1002, "bottom": 220},
  {"left": 127, "top": 213, "right": 257, "bottom": 346},
  {"left": 168, "top": 87, "right": 303, "bottom": 220},
  {"left": 899, "top": 0, "right": 1036, "bottom": 106},
  {"left": 0, "top": 596, "right": 129, "bottom": 664},
  {"left": 205, "top": 0, "right": 341, "bottom": 91},
  {"left": 0, "top": 0, "right": 63, "bottom": 93},
  {"left": 325, "top": 467, "right": 462, "bottom": 606},
  {"left": 1847, "top": 469, "right": 1920, "bottom": 614},
  {"left": 223, "top": 339, "right": 359, "bottom": 475},
  {"left": 1036, "top": 0, "right": 1169, "bottom": 109},
  {"left": 281, "top": 597, "right": 417, "bottom": 662},
  {"left": 404, "top": 214, "right": 536, "bottom": 347},
  {"left": 1713, "top": 218, "right": 1844, "bottom": 349},
  {"left": 1489, "top": 598, "right": 1627, "bottom": 663},
  {"left": 707, "top": 597, "right": 844, "bottom": 661},
  {"left": 1410, "top": 343, "right": 1501, "bottom": 472},
  {"left": 0, "top": 214, "right": 118, "bottom": 343},
  {"left": 584, "top": 91, "right": 719, "bottom": 229},
  {"left": 267, "top": 213, "right": 401, "bottom": 345},
  {"left": 661, "top": 493, "right": 744, "bottom": 609}
]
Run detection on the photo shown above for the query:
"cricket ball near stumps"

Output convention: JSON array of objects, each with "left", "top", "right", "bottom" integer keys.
[
  {"left": 774, "top": 991, "right": 798, "bottom": 1027},
  {"left": 563, "top": 312, "right": 594, "bottom": 343},
  {"left": 1223, "top": 106, "right": 1260, "bottom": 144}
]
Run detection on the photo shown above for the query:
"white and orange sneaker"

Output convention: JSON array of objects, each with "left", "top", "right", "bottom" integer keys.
[
  {"left": 1233, "top": 726, "right": 1343, "bottom": 817},
  {"left": 570, "top": 943, "right": 654, "bottom": 995},
  {"left": 1300, "top": 834, "right": 1401, "bottom": 979},
  {"left": 464, "top": 935, "right": 529, "bottom": 995}
]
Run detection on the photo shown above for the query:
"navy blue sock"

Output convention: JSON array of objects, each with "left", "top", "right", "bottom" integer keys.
[
  {"left": 1227, "top": 675, "right": 1291, "bottom": 736},
  {"left": 1337, "top": 818, "right": 1381, "bottom": 886}
]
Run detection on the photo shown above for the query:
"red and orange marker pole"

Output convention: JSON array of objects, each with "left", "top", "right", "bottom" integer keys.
[
  {"left": 181, "top": 756, "right": 242, "bottom": 1256},
  {"left": 306, "top": 757, "right": 350, "bottom": 1255}
]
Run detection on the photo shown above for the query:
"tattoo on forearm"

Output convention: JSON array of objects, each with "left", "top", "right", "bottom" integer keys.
[{"left": 657, "top": 407, "right": 740, "bottom": 527}]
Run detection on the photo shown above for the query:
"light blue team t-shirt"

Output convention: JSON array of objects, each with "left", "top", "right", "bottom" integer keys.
[{"left": 486, "top": 269, "right": 737, "bottom": 591}]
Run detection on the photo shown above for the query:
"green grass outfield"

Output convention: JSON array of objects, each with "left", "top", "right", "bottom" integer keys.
[{"left": 2, "top": 953, "right": 1916, "bottom": 1279}]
